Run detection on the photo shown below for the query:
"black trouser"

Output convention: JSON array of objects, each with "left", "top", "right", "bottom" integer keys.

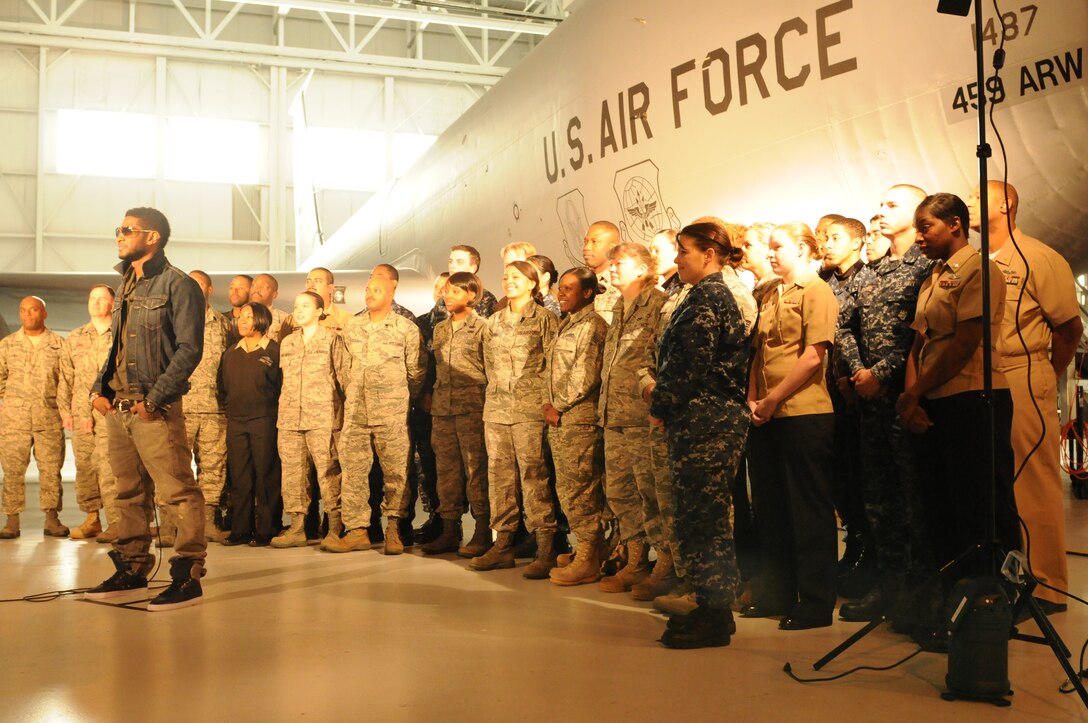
[
  {"left": 226, "top": 416, "right": 281, "bottom": 539},
  {"left": 731, "top": 455, "right": 760, "bottom": 581},
  {"left": 748, "top": 413, "right": 838, "bottom": 620},
  {"left": 830, "top": 398, "right": 871, "bottom": 550},
  {"left": 919, "top": 389, "right": 1019, "bottom": 581},
  {"left": 406, "top": 404, "right": 439, "bottom": 518}
]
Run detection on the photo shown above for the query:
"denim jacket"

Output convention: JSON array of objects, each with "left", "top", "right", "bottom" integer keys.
[{"left": 92, "top": 249, "right": 205, "bottom": 407}]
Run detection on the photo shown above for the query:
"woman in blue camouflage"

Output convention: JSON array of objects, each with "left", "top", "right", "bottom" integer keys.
[{"left": 649, "top": 220, "right": 751, "bottom": 649}]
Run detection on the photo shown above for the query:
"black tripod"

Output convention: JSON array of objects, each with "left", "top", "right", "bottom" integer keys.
[{"left": 810, "top": 0, "right": 1086, "bottom": 710}]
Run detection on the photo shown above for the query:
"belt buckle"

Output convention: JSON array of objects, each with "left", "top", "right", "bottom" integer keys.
[{"left": 116, "top": 399, "right": 135, "bottom": 413}]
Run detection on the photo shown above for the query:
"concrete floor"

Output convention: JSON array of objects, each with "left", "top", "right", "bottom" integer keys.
[{"left": 1, "top": 473, "right": 1087, "bottom": 721}]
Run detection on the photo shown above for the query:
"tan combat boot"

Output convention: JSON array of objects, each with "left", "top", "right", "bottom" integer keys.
[
  {"left": 69, "top": 512, "right": 102, "bottom": 540},
  {"left": 270, "top": 513, "right": 308, "bottom": 548},
  {"left": 549, "top": 535, "right": 602, "bottom": 586},
  {"left": 0, "top": 514, "right": 19, "bottom": 539},
  {"left": 469, "top": 531, "right": 515, "bottom": 571},
  {"left": 321, "top": 527, "right": 371, "bottom": 553},
  {"left": 599, "top": 537, "right": 650, "bottom": 593},
  {"left": 630, "top": 549, "right": 680, "bottom": 601},
  {"left": 383, "top": 518, "right": 404, "bottom": 555},
  {"left": 457, "top": 514, "right": 492, "bottom": 558},
  {"left": 44, "top": 510, "right": 70, "bottom": 537},
  {"left": 204, "top": 506, "right": 226, "bottom": 544},
  {"left": 156, "top": 506, "right": 176, "bottom": 548},
  {"left": 321, "top": 511, "right": 344, "bottom": 548},
  {"left": 653, "top": 579, "right": 698, "bottom": 616},
  {"left": 422, "top": 518, "right": 462, "bottom": 555},
  {"left": 523, "top": 530, "right": 558, "bottom": 579}
]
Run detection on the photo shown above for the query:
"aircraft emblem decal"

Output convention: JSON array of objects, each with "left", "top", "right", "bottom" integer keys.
[
  {"left": 613, "top": 159, "right": 680, "bottom": 243},
  {"left": 556, "top": 188, "right": 590, "bottom": 268}
]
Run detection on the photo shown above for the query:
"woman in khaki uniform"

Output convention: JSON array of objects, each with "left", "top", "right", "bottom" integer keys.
[
  {"left": 746, "top": 222, "right": 839, "bottom": 630},
  {"left": 472, "top": 261, "right": 558, "bottom": 576},
  {"left": 544, "top": 267, "right": 608, "bottom": 586},
  {"left": 598, "top": 243, "right": 668, "bottom": 593},
  {"left": 897, "top": 193, "right": 1018, "bottom": 582}
]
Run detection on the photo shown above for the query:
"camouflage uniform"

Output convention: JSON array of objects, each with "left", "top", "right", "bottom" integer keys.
[
  {"left": 339, "top": 313, "right": 425, "bottom": 530},
  {"left": 836, "top": 244, "right": 934, "bottom": 577},
  {"left": 545, "top": 305, "right": 608, "bottom": 539},
  {"left": 0, "top": 328, "right": 66, "bottom": 514},
  {"left": 482, "top": 303, "right": 557, "bottom": 533},
  {"left": 598, "top": 284, "right": 667, "bottom": 545},
  {"left": 593, "top": 272, "right": 622, "bottom": 326},
  {"left": 182, "top": 306, "right": 230, "bottom": 507},
  {"left": 650, "top": 272, "right": 750, "bottom": 609},
  {"left": 267, "top": 306, "right": 290, "bottom": 343},
  {"left": 826, "top": 260, "right": 870, "bottom": 558},
  {"left": 277, "top": 326, "right": 348, "bottom": 515},
  {"left": 58, "top": 321, "right": 115, "bottom": 518},
  {"left": 430, "top": 312, "right": 489, "bottom": 520}
]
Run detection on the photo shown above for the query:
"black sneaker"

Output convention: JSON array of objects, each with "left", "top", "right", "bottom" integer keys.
[
  {"left": 85, "top": 551, "right": 149, "bottom": 600},
  {"left": 148, "top": 557, "right": 204, "bottom": 612}
]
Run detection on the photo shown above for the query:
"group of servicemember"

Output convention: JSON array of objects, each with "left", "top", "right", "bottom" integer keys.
[{"left": 0, "top": 182, "right": 1078, "bottom": 645}]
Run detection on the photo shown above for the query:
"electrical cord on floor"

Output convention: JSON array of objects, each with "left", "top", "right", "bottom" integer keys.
[
  {"left": 783, "top": 649, "right": 924, "bottom": 684},
  {"left": 0, "top": 508, "right": 168, "bottom": 605}
]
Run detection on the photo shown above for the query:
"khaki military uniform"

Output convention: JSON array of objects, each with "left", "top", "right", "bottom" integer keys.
[
  {"left": 992, "top": 231, "right": 1080, "bottom": 604},
  {"left": 430, "top": 312, "right": 489, "bottom": 521},
  {"left": 594, "top": 271, "right": 622, "bottom": 326},
  {"left": 339, "top": 312, "right": 425, "bottom": 530},
  {"left": 277, "top": 326, "right": 347, "bottom": 514},
  {"left": 483, "top": 303, "right": 557, "bottom": 533},
  {"left": 599, "top": 284, "right": 667, "bottom": 545},
  {"left": 545, "top": 305, "right": 607, "bottom": 539},
  {"left": 58, "top": 321, "right": 115, "bottom": 519},
  {"left": 182, "top": 306, "right": 230, "bottom": 506},
  {"left": 0, "top": 329, "right": 66, "bottom": 514}
]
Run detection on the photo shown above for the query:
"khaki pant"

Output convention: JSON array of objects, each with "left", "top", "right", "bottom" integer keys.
[
  {"left": 1006, "top": 361, "right": 1068, "bottom": 604},
  {"left": 278, "top": 428, "right": 341, "bottom": 515},
  {"left": 105, "top": 403, "right": 206, "bottom": 573},
  {"left": 432, "top": 413, "right": 489, "bottom": 520},
  {"left": 1, "top": 428, "right": 65, "bottom": 514},
  {"left": 484, "top": 421, "right": 555, "bottom": 534},
  {"left": 184, "top": 412, "right": 228, "bottom": 504},
  {"left": 340, "top": 421, "right": 410, "bottom": 530}
]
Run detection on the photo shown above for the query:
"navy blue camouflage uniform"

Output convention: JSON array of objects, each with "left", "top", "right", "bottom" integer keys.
[
  {"left": 650, "top": 273, "right": 750, "bottom": 609},
  {"left": 835, "top": 245, "right": 934, "bottom": 578}
]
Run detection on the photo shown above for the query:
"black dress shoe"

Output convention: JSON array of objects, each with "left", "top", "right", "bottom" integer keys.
[
  {"left": 740, "top": 604, "right": 787, "bottom": 619},
  {"left": 779, "top": 616, "right": 832, "bottom": 631},
  {"left": 250, "top": 536, "right": 272, "bottom": 547},
  {"left": 1036, "top": 598, "right": 1068, "bottom": 615},
  {"left": 222, "top": 533, "right": 253, "bottom": 546}
]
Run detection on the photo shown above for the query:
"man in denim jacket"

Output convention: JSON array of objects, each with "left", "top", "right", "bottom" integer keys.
[{"left": 85, "top": 207, "right": 208, "bottom": 611}]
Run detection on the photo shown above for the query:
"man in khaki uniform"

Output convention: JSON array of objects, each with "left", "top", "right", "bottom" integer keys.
[
  {"left": 583, "top": 221, "right": 622, "bottom": 325},
  {"left": 250, "top": 273, "right": 290, "bottom": 343},
  {"left": 0, "top": 297, "right": 68, "bottom": 538},
  {"left": 58, "top": 285, "right": 116, "bottom": 540},
  {"left": 970, "top": 181, "right": 1083, "bottom": 612},
  {"left": 180, "top": 270, "right": 230, "bottom": 545},
  {"left": 284, "top": 268, "right": 351, "bottom": 336},
  {"left": 324, "top": 276, "right": 425, "bottom": 554}
]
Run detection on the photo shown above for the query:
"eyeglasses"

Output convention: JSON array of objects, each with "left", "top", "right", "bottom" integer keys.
[{"left": 115, "top": 226, "right": 151, "bottom": 238}]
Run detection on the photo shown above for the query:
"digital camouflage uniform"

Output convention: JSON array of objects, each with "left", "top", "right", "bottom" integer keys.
[
  {"left": 430, "top": 312, "right": 489, "bottom": 521},
  {"left": 339, "top": 312, "right": 425, "bottom": 530},
  {"left": 181, "top": 306, "right": 230, "bottom": 507},
  {"left": 650, "top": 272, "right": 750, "bottom": 610},
  {"left": 482, "top": 303, "right": 557, "bottom": 534},
  {"left": 836, "top": 244, "right": 934, "bottom": 577},
  {"left": 545, "top": 305, "right": 607, "bottom": 539},
  {"left": 277, "top": 326, "right": 347, "bottom": 515},
  {"left": 639, "top": 269, "right": 756, "bottom": 579},
  {"left": 267, "top": 306, "right": 290, "bottom": 343},
  {"left": 0, "top": 328, "right": 66, "bottom": 514},
  {"left": 593, "top": 272, "right": 622, "bottom": 326},
  {"left": 598, "top": 284, "right": 667, "bottom": 546},
  {"left": 58, "top": 321, "right": 116, "bottom": 519}
]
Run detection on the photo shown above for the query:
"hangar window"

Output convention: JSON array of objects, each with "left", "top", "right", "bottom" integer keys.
[
  {"left": 165, "top": 117, "right": 260, "bottom": 185},
  {"left": 56, "top": 109, "right": 156, "bottom": 178}
]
